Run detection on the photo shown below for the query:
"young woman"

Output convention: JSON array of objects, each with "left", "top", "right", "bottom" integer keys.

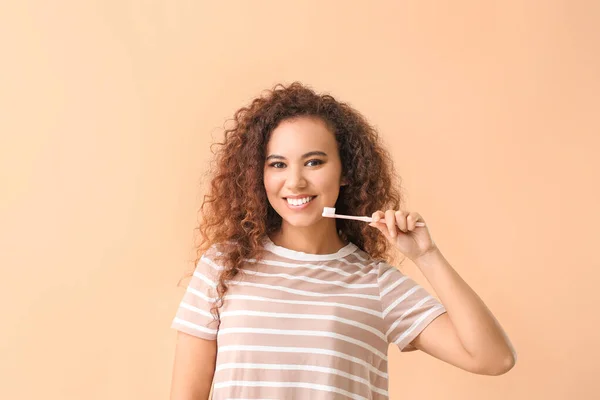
[{"left": 170, "top": 82, "right": 516, "bottom": 400}]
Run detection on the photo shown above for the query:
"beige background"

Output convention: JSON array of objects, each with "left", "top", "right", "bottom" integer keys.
[{"left": 1, "top": 1, "right": 599, "bottom": 399}]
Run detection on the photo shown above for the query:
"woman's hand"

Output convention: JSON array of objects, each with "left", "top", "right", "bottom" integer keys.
[{"left": 369, "top": 210, "right": 437, "bottom": 261}]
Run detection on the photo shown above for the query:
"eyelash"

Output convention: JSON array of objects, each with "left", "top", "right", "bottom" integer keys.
[{"left": 269, "top": 159, "right": 323, "bottom": 169}]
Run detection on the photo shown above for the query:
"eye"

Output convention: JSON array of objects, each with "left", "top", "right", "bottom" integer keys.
[
  {"left": 268, "top": 162, "right": 286, "bottom": 169},
  {"left": 306, "top": 159, "right": 324, "bottom": 167}
]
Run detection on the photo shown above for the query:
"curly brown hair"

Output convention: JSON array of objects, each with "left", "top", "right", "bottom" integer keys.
[{"left": 187, "top": 81, "right": 405, "bottom": 324}]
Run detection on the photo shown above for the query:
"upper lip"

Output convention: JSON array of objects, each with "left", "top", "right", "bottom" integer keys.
[{"left": 284, "top": 194, "right": 316, "bottom": 199}]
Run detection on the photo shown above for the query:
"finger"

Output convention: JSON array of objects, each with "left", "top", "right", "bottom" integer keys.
[
  {"left": 406, "top": 212, "right": 421, "bottom": 231},
  {"left": 369, "top": 211, "right": 386, "bottom": 232},
  {"left": 371, "top": 210, "right": 385, "bottom": 224},
  {"left": 385, "top": 210, "right": 397, "bottom": 238},
  {"left": 395, "top": 210, "right": 408, "bottom": 232}
]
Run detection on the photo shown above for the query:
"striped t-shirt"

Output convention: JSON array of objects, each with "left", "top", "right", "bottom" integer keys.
[{"left": 172, "top": 237, "right": 446, "bottom": 400}]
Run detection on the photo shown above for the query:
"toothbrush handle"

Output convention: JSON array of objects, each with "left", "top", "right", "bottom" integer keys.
[
  {"left": 333, "top": 214, "right": 425, "bottom": 227},
  {"left": 371, "top": 218, "right": 426, "bottom": 227},
  {"left": 332, "top": 214, "right": 371, "bottom": 222}
]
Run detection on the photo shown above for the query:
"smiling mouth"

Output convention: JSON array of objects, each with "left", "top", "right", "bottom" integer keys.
[{"left": 284, "top": 196, "right": 317, "bottom": 206}]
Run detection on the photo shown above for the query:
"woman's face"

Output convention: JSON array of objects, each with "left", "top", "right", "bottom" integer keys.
[{"left": 264, "top": 117, "right": 346, "bottom": 228}]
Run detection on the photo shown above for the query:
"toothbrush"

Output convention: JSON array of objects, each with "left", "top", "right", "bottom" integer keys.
[{"left": 322, "top": 207, "right": 426, "bottom": 227}]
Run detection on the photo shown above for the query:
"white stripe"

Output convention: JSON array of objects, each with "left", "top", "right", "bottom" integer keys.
[
  {"left": 336, "top": 256, "right": 376, "bottom": 272},
  {"left": 180, "top": 302, "right": 213, "bottom": 318},
  {"left": 234, "top": 281, "right": 380, "bottom": 300},
  {"left": 215, "top": 363, "right": 388, "bottom": 396},
  {"left": 223, "top": 294, "right": 382, "bottom": 317},
  {"left": 377, "top": 265, "right": 396, "bottom": 283},
  {"left": 394, "top": 305, "right": 446, "bottom": 346},
  {"left": 219, "top": 310, "right": 386, "bottom": 341},
  {"left": 382, "top": 286, "right": 421, "bottom": 317},
  {"left": 246, "top": 257, "right": 374, "bottom": 276},
  {"left": 264, "top": 240, "right": 359, "bottom": 262},
  {"left": 380, "top": 276, "right": 409, "bottom": 297},
  {"left": 385, "top": 295, "right": 433, "bottom": 338},
  {"left": 201, "top": 255, "right": 224, "bottom": 270},
  {"left": 218, "top": 327, "right": 387, "bottom": 360},
  {"left": 216, "top": 253, "right": 379, "bottom": 276},
  {"left": 205, "top": 254, "right": 379, "bottom": 278},
  {"left": 352, "top": 253, "right": 368, "bottom": 262},
  {"left": 172, "top": 317, "right": 218, "bottom": 335},
  {"left": 192, "top": 271, "right": 217, "bottom": 288},
  {"left": 241, "top": 271, "right": 378, "bottom": 289},
  {"left": 218, "top": 345, "right": 389, "bottom": 379},
  {"left": 246, "top": 258, "right": 354, "bottom": 276},
  {"left": 213, "top": 381, "right": 368, "bottom": 400},
  {"left": 186, "top": 286, "right": 216, "bottom": 302}
]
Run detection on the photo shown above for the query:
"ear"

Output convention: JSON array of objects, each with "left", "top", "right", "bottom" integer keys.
[{"left": 340, "top": 176, "right": 349, "bottom": 186}]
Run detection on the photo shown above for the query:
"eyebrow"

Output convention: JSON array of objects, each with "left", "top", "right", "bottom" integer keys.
[{"left": 265, "top": 151, "right": 328, "bottom": 161}]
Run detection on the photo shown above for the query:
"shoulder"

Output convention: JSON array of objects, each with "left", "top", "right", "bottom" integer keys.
[
  {"left": 198, "top": 241, "right": 259, "bottom": 281},
  {"left": 195, "top": 242, "right": 232, "bottom": 275},
  {"left": 376, "top": 260, "right": 405, "bottom": 278},
  {"left": 201, "top": 240, "right": 238, "bottom": 262}
]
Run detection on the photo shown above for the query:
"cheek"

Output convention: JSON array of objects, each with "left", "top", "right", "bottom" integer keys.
[
  {"left": 316, "top": 169, "right": 343, "bottom": 189},
  {"left": 263, "top": 171, "right": 281, "bottom": 196}
]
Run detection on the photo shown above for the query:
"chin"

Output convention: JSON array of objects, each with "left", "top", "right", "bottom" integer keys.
[
  {"left": 282, "top": 218, "right": 316, "bottom": 228},
  {"left": 278, "top": 214, "right": 321, "bottom": 228}
]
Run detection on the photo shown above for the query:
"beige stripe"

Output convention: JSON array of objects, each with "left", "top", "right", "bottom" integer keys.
[
  {"left": 222, "top": 294, "right": 382, "bottom": 317},
  {"left": 380, "top": 275, "right": 409, "bottom": 296},
  {"left": 394, "top": 305, "right": 446, "bottom": 346},
  {"left": 245, "top": 257, "right": 372, "bottom": 275},
  {"left": 220, "top": 310, "right": 386, "bottom": 341},
  {"left": 217, "top": 345, "right": 389, "bottom": 379},
  {"left": 217, "top": 327, "right": 388, "bottom": 360},
  {"left": 180, "top": 302, "right": 213, "bottom": 318},
  {"left": 230, "top": 280, "right": 380, "bottom": 300},
  {"left": 239, "top": 270, "right": 378, "bottom": 289}
]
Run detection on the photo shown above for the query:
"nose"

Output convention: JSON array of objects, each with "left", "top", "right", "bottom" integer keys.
[{"left": 284, "top": 165, "right": 307, "bottom": 190}]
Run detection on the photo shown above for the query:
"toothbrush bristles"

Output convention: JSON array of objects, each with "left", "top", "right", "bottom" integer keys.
[{"left": 322, "top": 207, "right": 336, "bottom": 216}]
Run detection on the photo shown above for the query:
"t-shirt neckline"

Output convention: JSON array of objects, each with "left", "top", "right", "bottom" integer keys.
[{"left": 263, "top": 236, "right": 358, "bottom": 261}]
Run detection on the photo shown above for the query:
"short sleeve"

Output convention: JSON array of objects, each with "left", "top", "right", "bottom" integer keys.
[
  {"left": 171, "top": 247, "right": 221, "bottom": 340},
  {"left": 378, "top": 262, "right": 447, "bottom": 351}
]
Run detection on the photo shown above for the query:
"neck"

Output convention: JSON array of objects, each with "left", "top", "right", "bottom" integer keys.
[{"left": 269, "top": 219, "right": 347, "bottom": 255}]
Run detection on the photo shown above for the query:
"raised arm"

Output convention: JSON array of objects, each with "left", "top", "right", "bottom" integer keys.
[
  {"left": 370, "top": 209, "right": 516, "bottom": 375},
  {"left": 410, "top": 248, "right": 516, "bottom": 375}
]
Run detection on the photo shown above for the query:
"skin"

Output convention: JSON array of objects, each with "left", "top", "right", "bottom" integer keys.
[{"left": 264, "top": 116, "right": 348, "bottom": 254}]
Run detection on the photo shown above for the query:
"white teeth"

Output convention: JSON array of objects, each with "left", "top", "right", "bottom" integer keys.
[{"left": 287, "top": 196, "right": 313, "bottom": 206}]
